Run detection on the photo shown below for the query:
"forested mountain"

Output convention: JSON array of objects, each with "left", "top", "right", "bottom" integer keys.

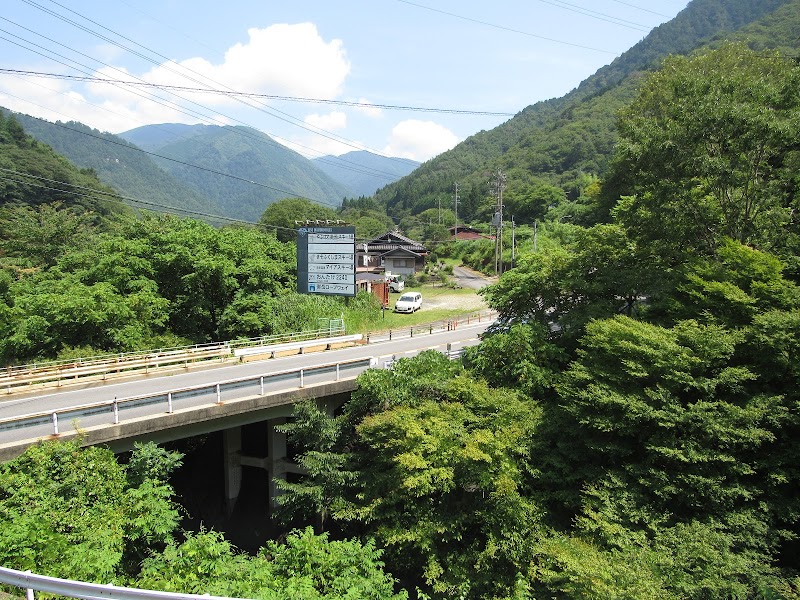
[
  {"left": 9, "top": 112, "right": 220, "bottom": 218},
  {"left": 375, "top": 0, "right": 797, "bottom": 225},
  {"left": 119, "top": 122, "right": 211, "bottom": 152},
  {"left": 311, "top": 150, "right": 419, "bottom": 198},
  {"left": 0, "top": 110, "right": 127, "bottom": 221},
  {"left": 120, "top": 124, "right": 351, "bottom": 222}
]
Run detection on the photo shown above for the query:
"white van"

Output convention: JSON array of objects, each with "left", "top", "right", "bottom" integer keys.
[{"left": 394, "top": 292, "right": 422, "bottom": 313}]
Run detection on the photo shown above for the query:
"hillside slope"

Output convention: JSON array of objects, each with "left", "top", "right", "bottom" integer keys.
[
  {"left": 127, "top": 124, "right": 351, "bottom": 222},
  {"left": 11, "top": 114, "right": 221, "bottom": 218},
  {"left": 312, "top": 150, "right": 419, "bottom": 198},
  {"left": 0, "top": 110, "right": 127, "bottom": 220},
  {"left": 375, "top": 0, "right": 796, "bottom": 224}
]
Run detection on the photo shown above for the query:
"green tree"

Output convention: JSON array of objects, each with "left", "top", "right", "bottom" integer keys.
[
  {"left": 0, "top": 203, "right": 95, "bottom": 267},
  {"left": 462, "top": 322, "right": 566, "bottom": 398},
  {"left": 344, "top": 352, "right": 543, "bottom": 599},
  {"left": 274, "top": 400, "right": 356, "bottom": 533},
  {"left": 0, "top": 440, "right": 181, "bottom": 581},
  {"left": 606, "top": 43, "right": 800, "bottom": 258},
  {"left": 260, "top": 197, "right": 338, "bottom": 242},
  {"left": 137, "top": 527, "right": 408, "bottom": 600}
]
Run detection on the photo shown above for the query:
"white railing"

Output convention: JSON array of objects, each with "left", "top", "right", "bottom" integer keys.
[
  {"left": 1, "top": 328, "right": 354, "bottom": 395},
  {"left": 0, "top": 565, "right": 240, "bottom": 600},
  {"left": 0, "top": 312, "right": 495, "bottom": 395}
]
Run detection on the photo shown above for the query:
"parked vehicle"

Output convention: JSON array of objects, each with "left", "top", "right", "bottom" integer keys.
[
  {"left": 387, "top": 277, "right": 405, "bottom": 292},
  {"left": 394, "top": 291, "right": 422, "bottom": 313}
]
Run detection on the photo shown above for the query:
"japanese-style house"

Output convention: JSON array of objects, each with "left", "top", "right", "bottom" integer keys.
[{"left": 356, "top": 231, "right": 428, "bottom": 277}]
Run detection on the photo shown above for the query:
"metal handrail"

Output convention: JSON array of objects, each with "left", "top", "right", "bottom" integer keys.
[
  {"left": 0, "top": 565, "right": 240, "bottom": 600},
  {"left": 0, "top": 357, "right": 373, "bottom": 436},
  {"left": 365, "top": 309, "right": 496, "bottom": 342},
  {"left": 1, "top": 328, "right": 351, "bottom": 394},
  {"left": 2, "top": 326, "right": 346, "bottom": 377}
]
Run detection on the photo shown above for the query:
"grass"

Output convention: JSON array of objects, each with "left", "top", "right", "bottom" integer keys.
[{"left": 346, "top": 283, "right": 489, "bottom": 335}]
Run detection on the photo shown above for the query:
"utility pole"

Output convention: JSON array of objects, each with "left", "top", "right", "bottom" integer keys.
[
  {"left": 511, "top": 216, "right": 516, "bottom": 270},
  {"left": 438, "top": 197, "right": 441, "bottom": 225},
  {"left": 491, "top": 170, "right": 506, "bottom": 275},
  {"left": 453, "top": 182, "right": 460, "bottom": 235}
]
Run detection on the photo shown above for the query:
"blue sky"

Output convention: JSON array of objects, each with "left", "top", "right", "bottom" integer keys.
[{"left": 0, "top": 0, "right": 690, "bottom": 162}]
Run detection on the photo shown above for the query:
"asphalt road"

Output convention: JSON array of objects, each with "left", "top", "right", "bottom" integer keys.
[
  {"left": 451, "top": 265, "right": 496, "bottom": 290},
  {"left": 0, "top": 320, "right": 494, "bottom": 447}
]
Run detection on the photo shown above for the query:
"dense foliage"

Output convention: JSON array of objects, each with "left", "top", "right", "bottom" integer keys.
[
  {"left": 5, "top": 4, "right": 800, "bottom": 600},
  {"left": 0, "top": 440, "right": 182, "bottom": 581},
  {"left": 0, "top": 441, "right": 406, "bottom": 599},
  {"left": 274, "top": 43, "right": 800, "bottom": 599}
]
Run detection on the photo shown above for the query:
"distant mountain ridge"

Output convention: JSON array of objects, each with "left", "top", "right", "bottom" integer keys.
[
  {"left": 120, "top": 123, "right": 211, "bottom": 153},
  {"left": 312, "top": 151, "right": 419, "bottom": 198},
  {"left": 7, "top": 113, "right": 220, "bottom": 217},
  {"left": 4, "top": 114, "right": 417, "bottom": 223},
  {"left": 120, "top": 124, "right": 352, "bottom": 222}
]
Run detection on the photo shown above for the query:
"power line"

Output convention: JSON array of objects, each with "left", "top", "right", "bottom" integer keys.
[
  {"left": 0, "top": 24, "right": 407, "bottom": 185},
  {"left": 26, "top": 119, "right": 344, "bottom": 209},
  {"left": 2, "top": 5, "right": 416, "bottom": 179},
  {"left": 0, "top": 168, "right": 455, "bottom": 245},
  {"left": 0, "top": 69, "right": 515, "bottom": 118},
  {"left": 393, "top": 0, "right": 619, "bottom": 54},
  {"left": 17, "top": 0, "right": 432, "bottom": 170},
  {"left": 0, "top": 167, "right": 260, "bottom": 225},
  {"left": 607, "top": 0, "right": 672, "bottom": 19},
  {"left": 533, "top": 0, "right": 651, "bottom": 31}
]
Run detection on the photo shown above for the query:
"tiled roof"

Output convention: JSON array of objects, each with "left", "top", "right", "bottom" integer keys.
[{"left": 358, "top": 243, "right": 427, "bottom": 252}]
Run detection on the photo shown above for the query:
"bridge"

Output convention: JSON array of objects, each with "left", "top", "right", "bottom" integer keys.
[{"left": 0, "top": 316, "right": 493, "bottom": 510}]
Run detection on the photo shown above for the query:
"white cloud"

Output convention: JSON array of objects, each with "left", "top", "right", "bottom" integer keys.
[
  {"left": 305, "top": 111, "right": 347, "bottom": 131},
  {"left": 0, "top": 23, "right": 352, "bottom": 134},
  {"left": 382, "top": 119, "right": 459, "bottom": 161},
  {"left": 138, "top": 22, "right": 350, "bottom": 100}
]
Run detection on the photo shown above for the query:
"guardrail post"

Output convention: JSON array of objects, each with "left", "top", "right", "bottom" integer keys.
[
  {"left": 167, "top": 392, "right": 173, "bottom": 414},
  {"left": 113, "top": 399, "right": 119, "bottom": 424},
  {"left": 410, "top": 327, "right": 414, "bottom": 338},
  {"left": 260, "top": 376, "right": 264, "bottom": 396},
  {"left": 300, "top": 369, "right": 305, "bottom": 388},
  {"left": 24, "top": 571, "right": 34, "bottom": 600},
  {"left": 336, "top": 363, "right": 340, "bottom": 381},
  {"left": 51, "top": 412, "right": 58, "bottom": 435},
  {"left": 216, "top": 383, "right": 222, "bottom": 404}
]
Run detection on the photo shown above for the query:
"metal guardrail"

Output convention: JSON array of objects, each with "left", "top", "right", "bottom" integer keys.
[
  {"left": 0, "top": 312, "right": 493, "bottom": 396},
  {"left": 233, "top": 334, "right": 363, "bottom": 359},
  {"left": 0, "top": 357, "right": 374, "bottom": 439},
  {"left": 364, "top": 309, "right": 496, "bottom": 344},
  {"left": 0, "top": 327, "right": 346, "bottom": 387},
  {"left": 0, "top": 565, "right": 240, "bottom": 600},
  {"left": 0, "top": 328, "right": 351, "bottom": 395}
]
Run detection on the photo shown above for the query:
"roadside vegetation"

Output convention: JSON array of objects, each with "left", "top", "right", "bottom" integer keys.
[{"left": 2, "top": 39, "right": 800, "bottom": 600}]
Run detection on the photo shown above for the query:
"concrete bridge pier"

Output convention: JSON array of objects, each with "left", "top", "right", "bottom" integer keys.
[
  {"left": 223, "top": 426, "right": 243, "bottom": 515},
  {"left": 267, "top": 418, "right": 287, "bottom": 509},
  {"left": 222, "top": 418, "right": 290, "bottom": 515}
]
